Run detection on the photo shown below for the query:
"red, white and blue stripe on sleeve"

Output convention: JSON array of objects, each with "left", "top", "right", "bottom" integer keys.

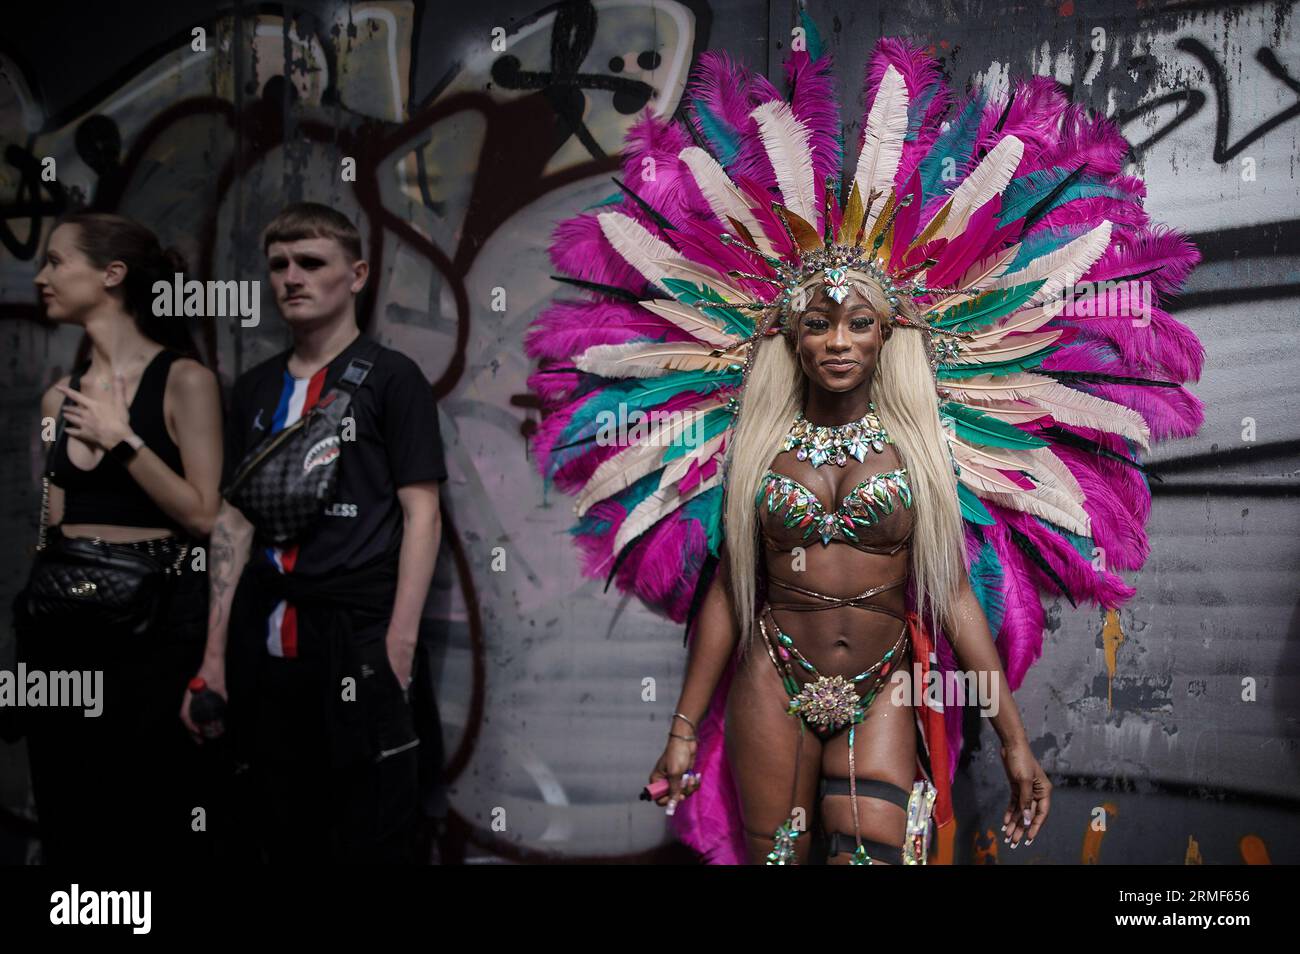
[{"left": 262, "top": 365, "right": 328, "bottom": 658}]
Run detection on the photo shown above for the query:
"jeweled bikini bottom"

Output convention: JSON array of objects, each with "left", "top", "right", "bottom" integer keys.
[{"left": 756, "top": 602, "right": 936, "bottom": 865}]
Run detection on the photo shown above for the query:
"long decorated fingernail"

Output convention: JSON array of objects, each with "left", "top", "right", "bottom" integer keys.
[{"left": 1023, "top": 809, "right": 1032, "bottom": 826}]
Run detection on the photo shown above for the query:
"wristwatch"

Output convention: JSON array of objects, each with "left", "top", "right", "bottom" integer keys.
[{"left": 109, "top": 433, "right": 145, "bottom": 464}]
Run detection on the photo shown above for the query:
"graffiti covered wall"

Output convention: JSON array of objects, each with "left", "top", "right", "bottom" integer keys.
[{"left": 0, "top": 0, "right": 1296, "bottom": 863}]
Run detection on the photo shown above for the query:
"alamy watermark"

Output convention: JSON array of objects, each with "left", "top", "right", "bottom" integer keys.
[
  {"left": 50, "top": 884, "right": 150, "bottom": 934},
  {"left": 152, "top": 273, "right": 260, "bottom": 327},
  {"left": 594, "top": 404, "right": 708, "bottom": 448},
  {"left": 0, "top": 665, "right": 102, "bottom": 717},
  {"left": 889, "top": 663, "right": 1000, "bottom": 717}
]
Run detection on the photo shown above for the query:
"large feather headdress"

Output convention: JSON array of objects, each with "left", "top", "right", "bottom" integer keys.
[{"left": 528, "top": 23, "right": 1204, "bottom": 862}]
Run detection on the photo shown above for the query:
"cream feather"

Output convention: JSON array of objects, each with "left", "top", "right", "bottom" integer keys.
[
  {"left": 576, "top": 341, "right": 741, "bottom": 378},
  {"left": 639, "top": 299, "right": 739, "bottom": 348},
  {"left": 950, "top": 328, "right": 1063, "bottom": 363},
  {"left": 614, "top": 472, "right": 724, "bottom": 552},
  {"left": 854, "top": 65, "right": 909, "bottom": 236},
  {"left": 976, "top": 485, "right": 1092, "bottom": 537},
  {"left": 950, "top": 448, "right": 1036, "bottom": 494},
  {"left": 956, "top": 437, "right": 1091, "bottom": 534},
  {"left": 678, "top": 146, "right": 777, "bottom": 256},
  {"left": 934, "top": 136, "right": 1024, "bottom": 241},
  {"left": 921, "top": 245, "right": 1022, "bottom": 312},
  {"left": 965, "top": 300, "right": 1064, "bottom": 341},
  {"left": 597, "top": 211, "right": 685, "bottom": 290},
  {"left": 649, "top": 258, "right": 754, "bottom": 304},
  {"left": 949, "top": 397, "right": 1051, "bottom": 426},
  {"left": 576, "top": 442, "right": 671, "bottom": 517},
  {"left": 988, "top": 220, "right": 1113, "bottom": 304},
  {"left": 1023, "top": 381, "right": 1151, "bottom": 449},
  {"left": 946, "top": 372, "right": 1151, "bottom": 448},
  {"left": 575, "top": 400, "right": 725, "bottom": 516},
  {"left": 956, "top": 244, "right": 1021, "bottom": 290},
  {"left": 750, "top": 100, "right": 817, "bottom": 223}
]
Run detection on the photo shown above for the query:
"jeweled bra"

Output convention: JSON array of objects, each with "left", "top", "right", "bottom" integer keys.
[{"left": 756, "top": 467, "right": 913, "bottom": 547}]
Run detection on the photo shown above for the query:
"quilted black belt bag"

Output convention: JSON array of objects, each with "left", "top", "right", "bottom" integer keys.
[
  {"left": 25, "top": 531, "right": 189, "bottom": 636},
  {"left": 24, "top": 395, "right": 190, "bottom": 637},
  {"left": 223, "top": 340, "right": 380, "bottom": 546}
]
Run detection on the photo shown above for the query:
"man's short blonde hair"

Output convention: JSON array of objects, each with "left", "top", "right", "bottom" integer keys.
[{"left": 261, "top": 202, "right": 363, "bottom": 261}]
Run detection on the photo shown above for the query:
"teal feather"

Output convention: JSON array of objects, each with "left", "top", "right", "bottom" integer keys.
[
  {"left": 556, "top": 371, "right": 736, "bottom": 453},
  {"left": 938, "top": 348, "right": 1056, "bottom": 379},
  {"left": 691, "top": 99, "right": 741, "bottom": 168},
  {"left": 662, "top": 407, "right": 732, "bottom": 462},
  {"left": 998, "top": 167, "right": 1138, "bottom": 227},
  {"left": 660, "top": 278, "right": 756, "bottom": 336},
  {"left": 944, "top": 401, "right": 1048, "bottom": 449},
  {"left": 968, "top": 537, "right": 1006, "bottom": 633},
  {"left": 799, "top": 9, "right": 825, "bottom": 62},
  {"left": 933, "top": 280, "right": 1046, "bottom": 331},
  {"left": 571, "top": 470, "right": 663, "bottom": 538},
  {"left": 682, "top": 485, "right": 725, "bottom": 555},
  {"left": 584, "top": 190, "right": 624, "bottom": 211},
  {"left": 1007, "top": 223, "right": 1091, "bottom": 271},
  {"left": 905, "top": 84, "right": 940, "bottom": 142},
  {"left": 958, "top": 482, "right": 996, "bottom": 525},
  {"left": 919, "top": 91, "right": 988, "bottom": 202}
]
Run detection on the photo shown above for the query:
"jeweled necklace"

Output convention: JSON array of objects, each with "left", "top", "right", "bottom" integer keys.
[{"left": 783, "top": 403, "right": 892, "bottom": 468}]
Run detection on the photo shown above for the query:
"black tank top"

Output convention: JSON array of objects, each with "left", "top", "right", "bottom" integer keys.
[{"left": 50, "top": 348, "right": 187, "bottom": 530}]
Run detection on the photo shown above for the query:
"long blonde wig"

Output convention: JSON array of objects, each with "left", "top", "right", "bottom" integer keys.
[{"left": 723, "top": 281, "right": 968, "bottom": 651}]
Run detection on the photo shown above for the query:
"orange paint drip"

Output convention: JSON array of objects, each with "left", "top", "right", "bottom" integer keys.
[
  {"left": 1240, "top": 835, "right": 1271, "bottom": 864},
  {"left": 1102, "top": 609, "right": 1125, "bottom": 711},
  {"left": 1081, "top": 801, "right": 1118, "bottom": 864},
  {"left": 973, "top": 829, "right": 999, "bottom": 864},
  {"left": 1185, "top": 834, "right": 1203, "bottom": 864}
]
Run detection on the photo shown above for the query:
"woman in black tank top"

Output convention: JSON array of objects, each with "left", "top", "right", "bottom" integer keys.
[{"left": 14, "top": 213, "right": 226, "bottom": 865}]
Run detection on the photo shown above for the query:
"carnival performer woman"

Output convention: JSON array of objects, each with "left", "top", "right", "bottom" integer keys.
[
  {"left": 648, "top": 272, "right": 1052, "bottom": 864},
  {"left": 529, "top": 26, "right": 1204, "bottom": 865}
]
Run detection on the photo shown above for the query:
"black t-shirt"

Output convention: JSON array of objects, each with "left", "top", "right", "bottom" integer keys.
[{"left": 224, "top": 332, "right": 446, "bottom": 577}]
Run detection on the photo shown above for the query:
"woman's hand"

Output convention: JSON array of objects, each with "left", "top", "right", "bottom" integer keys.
[
  {"left": 1000, "top": 739, "right": 1051, "bottom": 848},
  {"left": 649, "top": 737, "right": 700, "bottom": 815},
  {"left": 180, "top": 658, "right": 227, "bottom": 744},
  {"left": 56, "top": 376, "right": 132, "bottom": 451}
]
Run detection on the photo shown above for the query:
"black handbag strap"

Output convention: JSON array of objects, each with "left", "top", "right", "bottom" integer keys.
[
  {"left": 312, "top": 336, "right": 383, "bottom": 412},
  {"left": 224, "top": 337, "right": 384, "bottom": 498},
  {"left": 35, "top": 373, "right": 77, "bottom": 550}
]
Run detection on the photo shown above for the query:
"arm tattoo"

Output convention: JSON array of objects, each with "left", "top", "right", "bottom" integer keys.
[{"left": 208, "top": 512, "right": 249, "bottom": 630}]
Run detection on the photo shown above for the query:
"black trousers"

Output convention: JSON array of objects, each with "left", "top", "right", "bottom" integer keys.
[
  {"left": 246, "top": 620, "right": 421, "bottom": 863},
  {"left": 17, "top": 564, "right": 230, "bottom": 864}
]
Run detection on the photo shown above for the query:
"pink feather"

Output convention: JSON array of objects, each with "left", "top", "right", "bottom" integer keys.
[
  {"left": 550, "top": 212, "right": 651, "bottom": 293},
  {"left": 620, "top": 112, "right": 713, "bottom": 229},
  {"left": 983, "top": 512, "right": 1047, "bottom": 690},
  {"left": 974, "top": 76, "right": 1072, "bottom": 171},
  {"left": 785, "top": 47, "right": 842, "bottom": 191},
  {"left": 526, "top": 299, "right": 695, "bottom": 361},
  {"left": 1040, "top": 344, "right": 1206, "bottom": 441},
  {"left": 1086, "top": 223, "right": 1203, "bottom": 297}
]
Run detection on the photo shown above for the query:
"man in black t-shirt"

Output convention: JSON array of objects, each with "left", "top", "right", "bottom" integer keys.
[{"left": 181, "top": 202, "right": 446, "bottom": 863}]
